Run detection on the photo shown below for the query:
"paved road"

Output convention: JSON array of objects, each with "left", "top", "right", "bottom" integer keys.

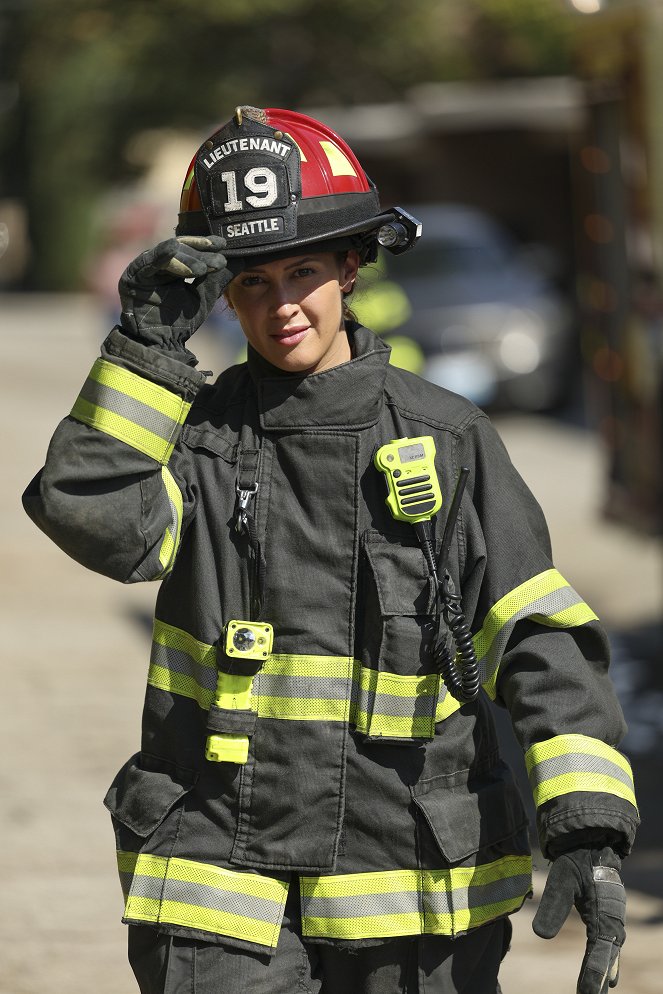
[{"left": 1, "top": 295, "right": 661, "bottom": 993}]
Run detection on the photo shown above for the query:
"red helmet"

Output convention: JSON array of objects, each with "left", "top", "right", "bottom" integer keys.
[{"left": 176, "top": 106, "right": 420, "bottom": 261}]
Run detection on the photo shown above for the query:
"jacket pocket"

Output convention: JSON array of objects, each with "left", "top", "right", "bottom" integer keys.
[
  {"left": 411, "top": 760, "right": 529, "bottom": 864},
  {"left": 356, "top": 531, "right": 440, "bottom": 742},
  {"left": 104, "top": 752, "right": 198, "bottom": 839}
]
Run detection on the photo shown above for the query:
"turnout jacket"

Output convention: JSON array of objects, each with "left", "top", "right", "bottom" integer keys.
[{"left": 23, "top": 324, "right": 638, "bottom": 956}]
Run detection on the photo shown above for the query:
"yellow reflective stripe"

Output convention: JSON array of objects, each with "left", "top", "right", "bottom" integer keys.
[
  {"left": 472, "top": 569, "right": 598, "bottom": 701},
  {"left": 353, "top": 668, "right": 440, "bottom": 739},
  {"left": 531, "top": 602, "right": 599, "bottom": 628},
  {"left": 158, "top": 466, "right": 184, "bottom": 574},
  {"left": 117, "top": 850, "right": 139, "bottom": 874},
  {"left": 71, "top": 397, "right": 178, "bottom": 463},
  {"left": 70, "top": 359, "right": 191, "bottom": 463},
  {"left": 301, "top": 856, "right": 532, "bottom": 940},
  {"left": 129, "top": 852, "right": 167, "bottom": 878},
  {"left": 435, "top": 690, "right": 462, "bottom": 723},
  {"left": 354, "top": 714, "right": 437, "bottom": 738},
  {"left": 525, "top": 734, "right": 637, "bottom": 810},
  {"left": 120, "top": 852, "right": 289, "bottom": 949},
  {"left": 358, "top": 669, "right": 438, "bottom": 698},
  {"left": 158, "top": 522, "right": 175, "bottom": 570},
  {"left": 530, "top": 772, "right": 637, "bottom": 808},
  {"left": 152, "top": 619, "right": 216, "bottom": 666},
  {"left": 154, "top": 902, "right": 284, "bottom": 948},
  {"left": 256, "top": 696, "right": 349, "bottom": 720},
  {"left": 424, "top": 895, "right": 525, "bottom": 934},
  {"left": 87, "top": 359, "right": 189, "bottom": 422},
  {"left": 252, "top": 653, "right": 354, "bottom": 720},
  {"left": 301, "top": 868, "right": 420, "bottom": 897},
  {"left": 124, "top": 895, "right": 162, "bottom": 922},
  {"left": 304, "top": 912, "right": 423, "bottom": 939},
  {"left": 147, "top": 664, "right": 214, "bottom": 710},
  {"left": 525, "top": 734, "right": 633, "bottom": 775},
  {"left": 265, "top": 654, "right": 352, "bottom": 678},
  {"left": 475, "top": 570, "right": 566, "bottom": 660}
]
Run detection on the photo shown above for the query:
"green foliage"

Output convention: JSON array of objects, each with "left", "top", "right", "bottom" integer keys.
[{"left": 3, "top": 0, "right": 575, "bottom": 289}]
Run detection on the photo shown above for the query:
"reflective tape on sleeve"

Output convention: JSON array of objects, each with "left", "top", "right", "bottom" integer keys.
[
  {"left": 70, "top": 358, "right": 191, "bottom": 463},
  {"left": 118, "top": 851, "right": 289, "bottom": 950},
  {"left": 300, "top": 855, "right": 531, "bottom": 940},
  {"left": 525, "top": 734, "right": 637, "bottom": 810},
  {"left": 473, "top": 570, "right": 598, "bottom": 699},
  {"left": 157, "top": 466, "right": 184, "bottom": 575}
]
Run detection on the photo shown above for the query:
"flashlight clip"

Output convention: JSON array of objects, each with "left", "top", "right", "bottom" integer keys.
[{"left": 377, "top": 207, "right": 422, "bottom": 255}]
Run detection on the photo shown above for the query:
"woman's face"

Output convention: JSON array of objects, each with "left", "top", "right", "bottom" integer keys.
[{"left": 226, "top": 250, "right": 360, "bottom": 374}]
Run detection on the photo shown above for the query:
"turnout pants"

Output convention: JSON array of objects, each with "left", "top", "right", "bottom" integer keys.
[{"left": 128, "top": 888, "right": 512, "bottom": 994}]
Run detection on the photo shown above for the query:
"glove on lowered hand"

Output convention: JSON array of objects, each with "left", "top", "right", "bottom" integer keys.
[
  {"left": 533, "top": 846, "right": 626, "bottom": 994},
  {"left": 118, "top": 235, "right": 237, "bottom": 360}
]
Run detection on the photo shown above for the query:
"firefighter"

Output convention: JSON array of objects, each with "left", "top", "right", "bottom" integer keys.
[{"left": 23, "top": 106, "right": 637, "bottom": 994}]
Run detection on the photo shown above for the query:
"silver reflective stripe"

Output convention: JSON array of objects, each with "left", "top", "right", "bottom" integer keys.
[
  {"left": 150, "top": 641, "right": 218, "bottom": 692},
  {"left": 78, "top": 376, "right": 179, "bottom": 441},
  {"left": 120, "top": 852, "right": 289, "bottom": 949},
  {"left": 302, "top": 889, "right": 419, "bottom": 920},
  {"left": 255, "top": 672, "right": 349, "bottom": 702},
  {"left": 531, "top": 752, "right": 635, "bottom": 791},
  {"left": 355, "top": 685, "right": 438, "bottom": 720},
  {"left": 130, "top": 875, "right": 287, "bottom": 923},
  {"left": 478, "top": 583, "right": 584, "bottom": 686},
  {"left": 424, "top": 873, "right": 533, "bottom": 915}
]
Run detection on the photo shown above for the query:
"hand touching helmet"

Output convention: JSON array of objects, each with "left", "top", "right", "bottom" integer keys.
[{"left": 118, "top": 235, "right": 235, "bottom": 361}]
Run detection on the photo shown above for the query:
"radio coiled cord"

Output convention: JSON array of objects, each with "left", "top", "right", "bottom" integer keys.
[
  {"left": 434, "top": 569, "right": 480, "bottom": 702},
  {"left": 414, "top": 467, "right": 480, "bottom": 704}
]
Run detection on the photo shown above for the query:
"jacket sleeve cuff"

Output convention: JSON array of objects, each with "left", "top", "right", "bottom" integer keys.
[
  {"left": 69, "top": 327, "right": 208, "bottom": 465},
  {"left": 536, "top": 795, "right": 639, "bottom": 858},
  {"left": 101, "top": 326, "right": 208, "bottom": 402},
  {"left": 525, "top": 733, "right": 639, "bottom": 858}
]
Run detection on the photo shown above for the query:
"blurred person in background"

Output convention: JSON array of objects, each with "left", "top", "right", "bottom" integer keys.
[{"left": 23, "top": 105, "right": 637, "bottom": 994}]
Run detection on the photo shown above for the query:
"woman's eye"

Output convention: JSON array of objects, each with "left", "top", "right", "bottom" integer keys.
[
  {"left": 241, "top": 275, "right": 263, "bottom": 287},
  {"left": 295, "top": 267, "right": 315, "bottom": 278}
]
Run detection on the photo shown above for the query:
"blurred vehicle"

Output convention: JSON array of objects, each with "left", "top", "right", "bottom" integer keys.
[{"left": 355, "top": 203, "right": 576, "bottom": 411}]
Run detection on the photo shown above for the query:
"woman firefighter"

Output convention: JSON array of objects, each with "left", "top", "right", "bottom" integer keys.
[{"left": 23, "top": 105, "right": 637, "bottom": 994}]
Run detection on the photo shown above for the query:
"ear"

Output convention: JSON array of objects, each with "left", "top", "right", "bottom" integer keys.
[{"left": 341, "top": 249, "right": 360, "bottom": 290}]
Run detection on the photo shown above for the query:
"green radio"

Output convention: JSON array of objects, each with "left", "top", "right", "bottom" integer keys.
[{"left": 373, "top": 435, "right": 443, "bottom": 523}]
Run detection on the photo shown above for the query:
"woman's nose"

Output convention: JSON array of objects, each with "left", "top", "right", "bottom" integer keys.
[{"left": 268, "top": 283, "right": 298, "bottom": 317}]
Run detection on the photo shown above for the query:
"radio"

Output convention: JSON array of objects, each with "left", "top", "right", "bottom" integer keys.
[
  {"left": 375, "top": 434, "right": 479, "bottom": 703},
  {"left": 205, "top": 621, "right": 274, "bottom": 765},
  {"left": 374, "top": 435, "right": 443, "bottom": 523}
]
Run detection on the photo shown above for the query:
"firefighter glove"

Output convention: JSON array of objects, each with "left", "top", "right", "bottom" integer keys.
[
  {"left": 532, "top": 846, "right": 626, "bottom": 994},
  {"left": 118, "top": 236, "right": 237, "bottom": 359}
]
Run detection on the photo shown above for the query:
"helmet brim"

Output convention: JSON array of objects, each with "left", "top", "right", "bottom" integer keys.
[{"left": 176, "top": 208, "right": 397, "bottom": 260}]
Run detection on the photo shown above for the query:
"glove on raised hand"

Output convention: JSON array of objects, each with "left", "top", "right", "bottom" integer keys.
[
  {"left": 118, "top": 235, "right": 236, "bottom": 361},
  {"left": 533, "top": 846, "right": 626, "bottom": 994}
]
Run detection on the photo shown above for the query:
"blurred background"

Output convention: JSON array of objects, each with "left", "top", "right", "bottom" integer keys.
[{"left": 1, "top": 0, "right": 662, "bottom": 991}]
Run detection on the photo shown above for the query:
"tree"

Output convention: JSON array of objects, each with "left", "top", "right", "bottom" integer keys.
[{"left": 1, "top": 0, "right": 574, "bottom": 289}]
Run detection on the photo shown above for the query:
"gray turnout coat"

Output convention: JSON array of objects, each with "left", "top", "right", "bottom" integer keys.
[{"left": 23, "top": 323, "right": 638, "bottom": 956}]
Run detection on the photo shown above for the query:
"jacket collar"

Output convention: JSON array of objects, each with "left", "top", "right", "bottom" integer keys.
[{"left": 247, "top": 325, "right": 390, "bottom": 430}]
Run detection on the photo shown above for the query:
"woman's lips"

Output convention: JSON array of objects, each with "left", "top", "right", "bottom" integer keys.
[{"left": 270, "top": 327, "right": 310, "bottom": 347}]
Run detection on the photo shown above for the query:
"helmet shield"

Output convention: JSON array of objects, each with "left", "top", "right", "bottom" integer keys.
[
  {"left": 177, "top": 106, "right": 390, "bottom": 258},
  {"left": 192, "top": 114, "right": 302, "bottom": 252}
]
